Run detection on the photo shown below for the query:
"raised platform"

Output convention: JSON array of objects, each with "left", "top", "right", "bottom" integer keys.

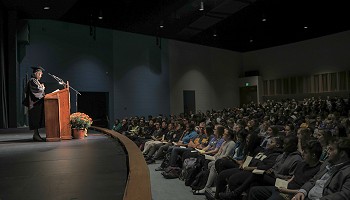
[{"left": 0, "top": 128, "right": 127, "bottom": 200}]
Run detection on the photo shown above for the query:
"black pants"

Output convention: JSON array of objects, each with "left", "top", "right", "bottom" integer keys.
[
  {"left": 249, "top": 186, "right": 286, "bottom": 200},
  {"left": 215, "top": 168, "right": 252, "bottom": 198}
]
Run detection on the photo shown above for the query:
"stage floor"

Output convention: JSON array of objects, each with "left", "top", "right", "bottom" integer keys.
[{"left": 0, "top": 128, "right": 127, "bottom": 200}]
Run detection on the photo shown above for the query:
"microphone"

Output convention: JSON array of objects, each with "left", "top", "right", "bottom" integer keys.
[{"left": 48, "top": 73, "right": 65, "bottom": 85}]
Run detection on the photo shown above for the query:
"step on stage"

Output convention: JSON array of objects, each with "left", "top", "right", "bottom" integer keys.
[{"left": 0, "top": 128, "right": 127, "bottom": 200}]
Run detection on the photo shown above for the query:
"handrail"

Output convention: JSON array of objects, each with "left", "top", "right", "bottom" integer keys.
[{"left": 90, "top": 126, "right": 152, "bottom": 200}]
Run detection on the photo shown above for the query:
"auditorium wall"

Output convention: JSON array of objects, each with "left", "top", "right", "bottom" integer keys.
[
  {"left": 168, "top": 40, "right": 242, "bottom": 114},
  {"left": 112, "top": 31, "right": 170, "bottom": 118},
  {"left": 241, "top": 30, "right": 350, "bottom": 79}
]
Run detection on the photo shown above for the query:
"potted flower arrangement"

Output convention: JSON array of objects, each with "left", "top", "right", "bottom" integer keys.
[{"left": 70, "top": 112, "right": 93, "bottom": 139}]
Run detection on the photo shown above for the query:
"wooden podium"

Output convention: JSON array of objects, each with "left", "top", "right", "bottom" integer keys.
[{"left": 44, "top": 82, "right": 71, "bottom": 141}]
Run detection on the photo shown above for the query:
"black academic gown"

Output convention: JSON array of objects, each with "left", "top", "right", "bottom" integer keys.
[{"left": 24, "top": 77, "right": 45, "bottom": 130}]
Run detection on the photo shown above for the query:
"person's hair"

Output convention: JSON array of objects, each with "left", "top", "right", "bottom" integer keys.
[
  {"left": 216, "top": 125, "right": 224, "bottom": 137},
  {"left": 187, "top": 123, "right": 195, "bottom": 131},
  {"left": 317, "top": 129, "right": 332, "bottom": 146},
  {"left": 330, "top": 137, "right": 350, "bottom": 158},
  {"left": 269, "top": 126, "right": 279, "bottom": 136},
  {"left": 244, "top": 133, "right": 261, "bottom": 156},
  {"left": 227, "top": 129, "right": 235, "bottom": 140},
  {"left": 303, "top": 140, "right": 323, "bottom": 160},
  {"left": 284, "top": 135, "right": 298, "bottom": 152},
  {"left": 205, "top": 126, "right": 214, "bottom": 136}
]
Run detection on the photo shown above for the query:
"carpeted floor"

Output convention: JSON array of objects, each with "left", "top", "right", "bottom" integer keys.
[{"left": 148, "top": 162, "right": 206, "bottom": 200}]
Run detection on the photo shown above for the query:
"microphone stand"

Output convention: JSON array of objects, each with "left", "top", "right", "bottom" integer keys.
[{"left": 48, "top": 73, "right": 81, "bottom": 112}]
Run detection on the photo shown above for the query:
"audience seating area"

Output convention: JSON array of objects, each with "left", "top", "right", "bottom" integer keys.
[{"left": 112, "top": 97, "right": 350, "bottom": 200}]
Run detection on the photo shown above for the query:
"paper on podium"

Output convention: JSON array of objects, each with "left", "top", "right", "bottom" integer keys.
[
  {"left": 52, "top": 89, "right": 60, "bottom": 93},
  {"left": 275, "top": 178, "right": 288, "bottom": 189},
  {"left": 242, "top": 156, "right": 253, "bottom": 168},
  {"left": 252, "top": 169, "right": 265, "bottom": 174},
  {"left": 204, "top": 154, "right": 215, "bottom": 161}
]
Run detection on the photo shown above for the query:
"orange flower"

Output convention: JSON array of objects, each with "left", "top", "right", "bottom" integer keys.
[{"left": 70, "top": 112, "right": 93, "bottom": 129}]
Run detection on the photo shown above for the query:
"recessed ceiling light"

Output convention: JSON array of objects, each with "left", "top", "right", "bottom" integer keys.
[
  {"left": 262, "top": 18, "right": 266, "bottom": 22},
  {"left": 43, "top": 6, "right": 50, "bottom": 10},
  {"left": 98, "top": 16, "right": 103, "bottom": 20},
  {"left": 199, "top": 1, "right": 204, "bottom": 11},
  {"left": 304, "top": 26, "right": 308, "bottom": 29}
]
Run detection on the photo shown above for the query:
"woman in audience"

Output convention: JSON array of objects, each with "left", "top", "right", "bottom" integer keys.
[
  {"left": 296, "top": 127, "right": 313, "bottom": 153},
  {"left": 260, "top": 126, "right": 279, "bottom": 149},
  {"left": 283, "top": 123, "right": 295, "bottom": 136},
  {"left": 214, "top": 123, "right": 247, "bottom": 173},
  {"left": 249, "top": 140, "right": 322, "bottom": 200},
  {"left": 193, "top": 128, "right": 236, "bottom": 194},
  {"left": 315, "top": 128, "right": 332, "bottom": 162}
]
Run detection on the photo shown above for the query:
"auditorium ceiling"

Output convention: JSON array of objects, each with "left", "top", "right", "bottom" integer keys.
[{"left": 1, "top": 0, "right": 350, "bottom": 52}]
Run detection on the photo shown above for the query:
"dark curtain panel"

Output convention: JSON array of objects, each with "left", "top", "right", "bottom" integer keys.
[{"left": 0, "top": 9, "right": 8, "bottom": 128}]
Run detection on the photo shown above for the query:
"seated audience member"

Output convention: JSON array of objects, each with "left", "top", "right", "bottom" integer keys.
[
  {"left": 260, "top": 126, "right": 279, "bottom": 149},
  {"left": 142, "top": 122, "right": 163, "bottom": 154},
  {"left": 293, "top": 138, "right": 350, "bottom": 200},
  {"left": 152, "top": 123, "right": 184, "bottom": 166},
  {"left": 215, "top": 131, "right": 261, "bottom": 174},
  {"left": 283, "top": 123, "right": 295, "bottom": 136},
  {"left": 214, "top": 136, "right": 284, "bottom": 199},
  {"left": 112, "top": 119, "right": 121, "bottom": 132},
  {"left": 163, "top": 123, "right": 198, "bottom": 168},
  {"left": 315, "top": 128, "right": 332, "bottom": 162},
  {"left": 199, "top": 125, "right": 225, "bottom": 156},
  {"left": 119, "top": 118, "right": 129, "bottom": 133},
  {"left": 145, "top": 122, "right": 176, "bottom": 164},
  {"left": 249, "top": 140, "right": 322, "bottom": 200},
  {"left": 297, "top": 127, "right": 313, "bottom": 153},
  {"left": 193, "top": 127, "right": 236, "bottom": 194},
  {"left": 218, "top": 135, "right": 302, "bottom": 199}
]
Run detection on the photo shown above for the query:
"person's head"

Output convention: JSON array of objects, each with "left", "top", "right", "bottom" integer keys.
[
  {"left": 168, "top": 123, "right": 174, "bottom": 130},
  {"left": 302, "top": 140, "right": 322, "bottom": 164},
  {"left": 214, "top": 125, "right": 224, "bottom": 138},
  {"left": 283, "top": 135, "right": 298, "bottom": 153},
  {"left": 31, "top": 66, "right": 44, "bottom": 80},
  {"left": 205, "top": 126, "right": 214, "bottom": 136},
  {"left": 199, "top": 122, "right": 206, "bottom": 133},
  {"left": 176, "top": 123, "right": 183, "bottom": 131},
  {"left": 267, "top": 126, "right": 278, "bottom": 137},
  {"left": 266, "top": 136, "right": 283, "bottom": 150},
  {"left": 284, "top": 124, "right": 295, "bottom": 136},
  {"left": 327, "top": 138, "right": 350, "bottom": 164},
  {"left": 122, "top": 118, "right": 127, "bottom": 124},
  {"left": 315, "top": 129, "right": 332, "bottom": 147},
  {"left": 154, "top": 122, "right": 160, "bottom": 129},
  {"left": 114, "top": 119, "right": 120, "bottom": 125},
  {"left": 223, "top": 128, "right": 235, "bottom": 141},
  {"left": 161, "top": 121, "right": 167, "bottom": 129},
  {"left": 186, "top": 123, "right": 195, "bottom": 132}
]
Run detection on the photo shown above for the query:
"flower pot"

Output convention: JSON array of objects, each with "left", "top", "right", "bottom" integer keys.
[{"left": 72, "top": 128, "right": 87, "bottom": 139}]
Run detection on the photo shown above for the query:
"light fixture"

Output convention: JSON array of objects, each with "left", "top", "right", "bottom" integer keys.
[
  {"left": 159, "top": 20, "right": 164, "bottom": 28},
  {"left": 213, "top": 30, "right": 217, "bottom": 37},
  {"left": 304, "top": 26, "right": 308, "bottom": 29},
  {"left": 98, "top": 10, "right": 103, "bottom": 20},
  {"left": 199, "top": 1, "right": 204, "bottom": 11},
  {"left": 43, "top": 6, "right": 50, "bottom": 10}
]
